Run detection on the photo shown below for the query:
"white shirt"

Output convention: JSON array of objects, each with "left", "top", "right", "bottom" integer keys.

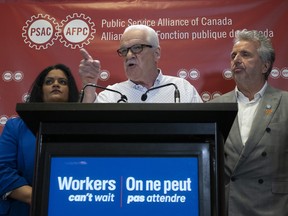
[
  {"left": 96, "top": 70, "right": 203, "bottom": 103},
  {"left": 236, "top": 82, "right": 267, "bottom": 145}
]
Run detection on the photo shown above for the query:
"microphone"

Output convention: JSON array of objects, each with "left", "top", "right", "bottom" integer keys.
[
  {"left": 79, "top": 83, "right": 128, "bottom": 103},
  {"left": 141, "top": 83, "right": 180, "bottom": 103}
]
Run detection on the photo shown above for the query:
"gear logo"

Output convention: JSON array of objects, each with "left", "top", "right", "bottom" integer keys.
[
  {"left": 281, "top": 68, "right": 288, "bottom": 79},
  {"left": 212, "top": 91, "right": 222, "bottom": 99},
  {"left": 189, "top": 68, "right": 200, "bottom": 80},
  {"left": 59, "top": 13, "right": 96, "bottom": 49},
  {"left": 222, "top": 69, "right": 233, "bottom": 80},
  {"left": 2, "top": 71, "right": 13, "bottom": 82},
  {"left": 13, "top": 71, "right": 24, "bottom": 82},
  {"left": 22, "top": 92, "right": 30, "bottom": 102},
  {"left": 22, "top": 14, "right": 59, "bottom": 50},
  {"left": 177, "top": 69, "right": 188, "bottom": 79},
  {"left": 99, "top": 70, "right": 110, "bottom": 81},
  {"left": 0, "top": 115, "right": 8, "bottom": 127},
  {"left": 270, "top": 68, "right": 280, "bottom": 79},
  {"left": 201, "top": 91, "right": 211, "bottom": 102}
]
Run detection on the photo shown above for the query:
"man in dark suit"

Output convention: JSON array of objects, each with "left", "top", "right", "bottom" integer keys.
[{"left": 210, "top": 29, "right": 288, "bottom": 216}]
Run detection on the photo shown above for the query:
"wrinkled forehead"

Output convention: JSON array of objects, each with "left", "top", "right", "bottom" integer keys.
[
  {"left": 120, "top": 29, "right": 148, "bottom": 47},
  {"left": 232, "top": 40, "right": 259, "bottom": 52}
]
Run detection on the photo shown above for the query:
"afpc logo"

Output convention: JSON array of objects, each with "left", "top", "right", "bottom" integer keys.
[
  {"left": 22, "top": 13, "right": 96, "bottom": 50},
  {"left": 59, "top": 13, "right": 96, "bottom": 49}
]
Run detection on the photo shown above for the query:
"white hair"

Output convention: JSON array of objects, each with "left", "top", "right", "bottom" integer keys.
[{"left": 123, "top": 24, "right": 159, "bottom": 47}]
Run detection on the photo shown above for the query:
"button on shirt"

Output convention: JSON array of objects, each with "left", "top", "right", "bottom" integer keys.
[
  {"left": 236, "top": 82, "right": 267, "bottom": 145},
  {"left": 96, "top": 70, "right": 203, "bottom": 103}
]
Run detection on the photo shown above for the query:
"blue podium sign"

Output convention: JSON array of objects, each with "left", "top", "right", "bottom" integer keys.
[{"left": 48, "top": 157, "right": 199, "bottom": 216}]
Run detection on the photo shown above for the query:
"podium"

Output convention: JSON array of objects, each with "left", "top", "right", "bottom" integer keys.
[{"left": 16, "top": 103, "right": 237, "bottom": 216}]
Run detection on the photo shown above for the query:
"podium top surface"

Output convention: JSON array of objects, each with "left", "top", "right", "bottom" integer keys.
[{"left": 16, "top": 103, "right": 237, "bottom": 138}]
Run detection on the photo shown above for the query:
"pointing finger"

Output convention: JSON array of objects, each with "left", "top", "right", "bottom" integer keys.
[{"left": 80, "top": 48, "right": 92, "bottom": 60}]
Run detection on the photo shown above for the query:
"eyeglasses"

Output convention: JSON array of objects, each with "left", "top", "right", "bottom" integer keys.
[{"left": 117, "top": 44, "right": 153, "bottom": 57}]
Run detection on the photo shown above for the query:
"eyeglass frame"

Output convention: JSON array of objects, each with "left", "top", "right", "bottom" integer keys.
[{"left": 117, "top": 44, "right": 153, "bottom": 57}]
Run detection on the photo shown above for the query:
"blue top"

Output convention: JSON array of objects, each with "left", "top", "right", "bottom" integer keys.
[{"left": 0, "top": 117, "right": 35, "bottom": 216}]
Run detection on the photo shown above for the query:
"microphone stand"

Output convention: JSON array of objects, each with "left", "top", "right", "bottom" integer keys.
[
  {"left": 79, "top": 83, "right": 128, "bottom": 103},
  {"left": 141, "top": 83, "right": 180, "bottom": 103}
]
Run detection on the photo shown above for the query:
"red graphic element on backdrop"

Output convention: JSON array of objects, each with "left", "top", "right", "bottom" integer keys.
[
  {"left": 99, "top": 70, "right": 110, "bottom": 81},
  {"left": 177, "top": 69, "right": 188, "bottom": 79},
  {"left": 189, "top": 68, "right": 200, "bottom": 80},
  {"left": 22, "top": 14, "right": 59, "bottom": 50},
  {"left": 270, "top": 68, "right": 281, "bottom": 79},
  {"left": 222, "top": 69, "right": 233, "bottom": 80},
  {"left": 0, "top": 115, "right": 8, "bottom": 127},
  {"left": 281, "top": 68, "right": 288, "bottom": 79},
  {"left": 201, "top": 91, "right": 212, "bottom": 102},
  {"left": 59, "top": 13, "right": 96, "bottom": 49}
]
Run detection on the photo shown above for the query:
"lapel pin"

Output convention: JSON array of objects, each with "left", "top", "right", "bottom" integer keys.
[{"left": 265, "top": 104, "right": 272, "bottom": 115}]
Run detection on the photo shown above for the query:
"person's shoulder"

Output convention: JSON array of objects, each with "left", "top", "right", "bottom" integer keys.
[
  {"left": 1, "top": 117, "right": 28, "bottom": 139},
  {"left": 2, "top": 117, "right": 34, "bottom": 140},
  {"left": 4, "top": 117, "right": 26, "bottom": 129},
  {"left": 5, "top": 117, "right": 22, "bottom": 124},
  {"left": 208, "top": 90, "right": 235, "bottom": 103},
  {"left": 108, "top": 80, "right": 129, "bottom": 87},
  {"left": 282, "top": 90, "right": 288, "bottom": 97},
  {"left": 278, "top": 88, "right": 288, "bottom": 100},
  {"left": 266, "top": 85, "right": 288, "bottom": 97},
  {"left": 162, "top": 74, "right": 186, "bottom": 80},
  {"left": 162, "top": 75, "right": 194, "bottom": 86},
  {"left": 275, "top": 87, "right": 288, "bottom": 95},
  {"left": 267, "top": 87, "right": 288, "bottom": 109}
]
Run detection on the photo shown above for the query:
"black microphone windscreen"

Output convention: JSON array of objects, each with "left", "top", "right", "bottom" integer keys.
[{"left": 141, "top": 94, "right": 147, "bottom": 101}]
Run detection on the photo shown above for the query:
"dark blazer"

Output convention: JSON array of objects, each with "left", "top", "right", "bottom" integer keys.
[{"left": 209, "top": 85, "right": 288, "bottom": 216}]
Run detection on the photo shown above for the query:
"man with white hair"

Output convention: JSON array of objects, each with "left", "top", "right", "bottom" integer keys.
[{"left": 79, "top": 24, "right": 202, "bottom": 103}]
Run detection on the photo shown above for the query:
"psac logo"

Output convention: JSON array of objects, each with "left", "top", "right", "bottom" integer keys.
[{"left": 22, "top": 13, "right": 96, "bottom": 50}]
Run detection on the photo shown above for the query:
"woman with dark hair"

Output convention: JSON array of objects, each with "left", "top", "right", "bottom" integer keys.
[
  {"left": 28, "top": 64, "right": 79, "bottom": 102},
  {"left": 0, "top": 64, "right": 79, "bottom": 216}
]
